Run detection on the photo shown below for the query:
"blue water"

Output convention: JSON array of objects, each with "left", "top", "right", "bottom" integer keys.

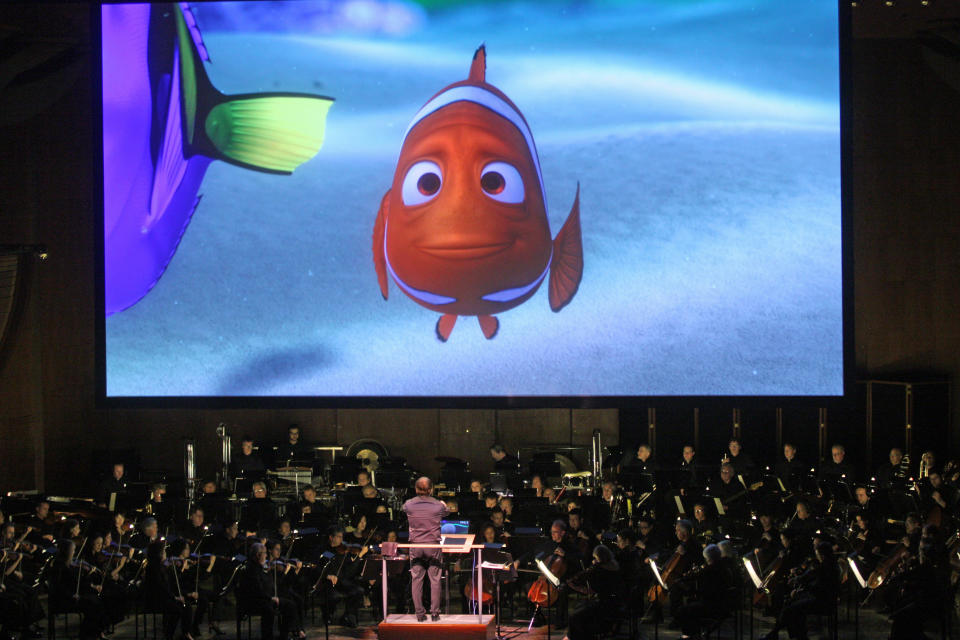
[{"left": 104, "top": 0, "right": 843, "bottom": 397}]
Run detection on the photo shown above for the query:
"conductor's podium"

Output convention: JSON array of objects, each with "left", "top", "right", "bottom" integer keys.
[
  {"left": 377, "top": 537, "right": 499, "bottom": 640},
  {"left": 378, "top": 614, "right": 495, "bottom": 640}
]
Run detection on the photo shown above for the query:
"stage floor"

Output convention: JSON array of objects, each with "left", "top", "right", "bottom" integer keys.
[{"left": 379, "top": 614, "right": 495, "bottom": 640}]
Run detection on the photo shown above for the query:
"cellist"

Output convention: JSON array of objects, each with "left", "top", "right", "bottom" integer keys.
[
  {"left": 643, "top": 519, "right": 700, "bottom": 625},
  {"left": 516, "top": 520, "right": 583, "bottom": 628}
]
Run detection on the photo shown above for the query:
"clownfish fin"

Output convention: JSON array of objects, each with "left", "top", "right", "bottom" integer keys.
[
  {"left": 478, "top": 315, "right": 499, "bottom": 340},
  {"left": 372, "top": 191, "right": 390, "bottom": 300},
  {"left": 469, "top": 44, "right": 486, "bottom": 83},
  {"left": 436, "top": 314, "right": 458, "bottom": 342},
  {"left": 548, "top": 184, "right": 583, "bottom": 312}
]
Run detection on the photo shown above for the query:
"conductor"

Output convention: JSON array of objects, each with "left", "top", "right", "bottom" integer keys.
[{"left": 403, "top": 476, "right": 449, "bottom": 622}]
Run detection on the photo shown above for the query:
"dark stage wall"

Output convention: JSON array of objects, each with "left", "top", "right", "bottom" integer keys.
[{"left": 0, "top": 4, "right": 958, "bottom": 493}]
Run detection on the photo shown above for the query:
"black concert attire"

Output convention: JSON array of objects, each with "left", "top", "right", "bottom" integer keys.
[
  {"left": 763, "top": 556, "right": 839, "bottom": 640},
  {"left": 877, "top": 461, "right": 909, "bottom": 492},
  {"left": 231, "top": 453, "right": 266, "bottom": 479},
  {"left": 295, "top": 498, "right": 331, "bottom": 531},
  {"left": 751, "top": 523, "right": 783, "bottom": 569},
  {"left": 888, "top": 559, "right": 947, "bottom": 640},
  {"left": 726, "top": 451, "right": 755, "bottom": 479},
  {"left": 143, "top": 560, "right": 199, "bottom": 640},
  {"left": 241, "top": 497, "right": 277, "bottom": 536},
  {"left": 129, "top": 531, "right": 160, "bottom": 551},
  {"left": 817, "top": 459, "right": 855, "bottom": 484},
  {"left": 678, "top": 457, "right": 700, "bottom": 492},
  {"left": 178, "top": 522, "right": 208, "bottom": 548},
  {"left": 316, "top": 548, "right": 364, "bottom": 626},
  {"left": 95, "top": 476, "right": 129, "bottom": 509},
  {"left": 48, "top": 557, "right": 110, "bottom": 640},
  {"left": 402, "top": 495, "right": 449, "bottom": 618},
  {"left": 146, "top": 499, "right": 174, "bottom": 529},
  {"left": 692, "top": 514, "right": 719, "bottom": 546},
  {"left": 237, "top": 558, "right": 302, "bottom": 640},
  {"left": 622, "top": 456, "right": 658, "bottom": 491},
  {"left": 275, "top": 440, "right": 312, "bottom": 465},
  {"left": 0, "top": 553, "right": 44, "bottom": 636},
  {"left": 675, "top": 561, "right": 736, "bottom": 639},
  {"left": 494, "top": 453, "right": 520, "bottom": 472},
  {"left": 566, "top": 564, "right": 625, "bottom": 640},
  {"left": 197, "top": 492, "right": 230, "bottom": 526},
  {"left": 774, "top": 456, "right": 806, "bottom": 491},
  {"left": 712, "top": 477, "right": 749, "bottom": 527}
]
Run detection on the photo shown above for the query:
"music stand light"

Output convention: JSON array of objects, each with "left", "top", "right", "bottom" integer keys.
[
  {"left": 535, "top": 558, "right": 561, "bottom": 587},
  {"left": 743, "top": 555, "right": 763, "bottom": 589},
  {"left": 847, "top": 554, "right": 868, "bottom": 589}
]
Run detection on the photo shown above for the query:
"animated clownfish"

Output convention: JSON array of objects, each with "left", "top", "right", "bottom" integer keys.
[{"left": 372, "top": 45, "right": 583, "bottom": 341}]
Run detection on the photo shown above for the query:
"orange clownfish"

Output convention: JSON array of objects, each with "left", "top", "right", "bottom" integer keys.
[{"left": 372, "top": 45, "right": 583, "bottom": 342}]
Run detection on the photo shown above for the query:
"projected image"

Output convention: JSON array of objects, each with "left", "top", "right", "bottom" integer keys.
[{"left": 103, "top": 0, "right": 843, "bottom": 398}]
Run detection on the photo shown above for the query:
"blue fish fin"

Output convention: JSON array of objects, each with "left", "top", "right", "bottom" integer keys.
[{"left": 146, "top": 47, "right": 189, "bottom": 231}]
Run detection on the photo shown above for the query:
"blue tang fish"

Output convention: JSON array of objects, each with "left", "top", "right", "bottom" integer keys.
[{"left": 102, "top": 3, "right": 333, "bottom": 315}]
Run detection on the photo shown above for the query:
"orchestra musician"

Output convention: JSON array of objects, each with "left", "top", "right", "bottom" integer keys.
[
  {"left": 275, "top": 424, "right": 311, "bottom": 463},
  {"left": 489, "top": 444, "right": 519, "bottom": 472},
  {"left": 316, "top": 526, "right": 364, "bottom": 628},
  {"left": 562, "top": 545, "right": 625, "bottom": 640},
  {"left": 673, "top": 543, "right": 736, "bottom": 639},
  {"left": 817, "top": 444, "right": 855, "bottom": 483},
  {"left": 295, "top": 485, "right": 330, "bottom": 532},
  {"left": 48, "top": 539, "right": 111, "bottom": 640},
  {"left": 242, "top": 482, "right": 277, "bottom": 536},
  {"left": 724, "top": 439, "right": 755, "bottom": 478},
  {"left": 237, "top": 542, "right": 304, "bottom": 640},
  {"left": 774, "top": 443, "right": 806, "bottom": 490},
  {"left": 760, "top": 541, "right": 839, "bottom": 640},
  {"left": 129, "top": 517, "right": 160, "bottom": 550},
  {"left": 679, "top": 445, "right": 700, "bottom": 493},
  {"left": 231, "top": 436, "right": 266, "bottom": 479},
  {"left": 146, "top": 483, "right": 173, "bottom": 528},
  {"left": 877, "top": 448, "right": 909, "bottom": 491},
  {"left": 402, "top": 477, "right": 448, "bottom": 622},
  {"left": 95, "top": 463, "right": 128, "bottom": 510}
]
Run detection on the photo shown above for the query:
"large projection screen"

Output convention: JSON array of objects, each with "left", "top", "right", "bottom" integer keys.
[{"left": 98, "top": 0, "right": 849, "bottom": 404}]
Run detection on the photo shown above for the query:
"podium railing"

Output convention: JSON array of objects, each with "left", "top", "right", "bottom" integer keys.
[{"left": 379, "top": 542, "right": 487, "bottom": 624}]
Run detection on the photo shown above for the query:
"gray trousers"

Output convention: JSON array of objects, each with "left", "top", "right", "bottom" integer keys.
[{"left": 409, "top": 547, "right": 443, "bottom": 615}]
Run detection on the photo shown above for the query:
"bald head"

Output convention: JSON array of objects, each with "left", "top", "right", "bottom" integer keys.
[{"left": 415, "top": 477, "right": 433, "bottom": 495}]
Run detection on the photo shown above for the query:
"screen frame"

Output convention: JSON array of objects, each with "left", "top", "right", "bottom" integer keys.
[{"left": 93, "top": 0, "right": 854, "bottom": 410}]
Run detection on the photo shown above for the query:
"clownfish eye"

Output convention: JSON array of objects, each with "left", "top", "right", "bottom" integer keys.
[
  {"left": 402, "top": 161, "right": 443, "bottom": 206},
  {"left": 480, "top": 162, "right": 524, "bottom": 204}
]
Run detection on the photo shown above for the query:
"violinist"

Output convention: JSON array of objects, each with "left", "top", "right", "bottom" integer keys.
[
  {"left": 129, "top": 517, "right": 160, "bottom": 551},
  {"left": 562, "top": 545, "right": 625, "bottom": 640},
  {"left": 0, "top": 526, "right": 44, "bottom": 639},
  {"left": 48, "top": 539, "right": 111, "bottom": 640},
  {"left": 108, "top": 512, "right": 131, "bottom": 546},
  {"left": 179, "top": 508, "right": 207, "bottom": 547},
  {"left": 210, "top": 521, "right": 244, "bottom": 559},
  {"left": 25, "top": 501, "right": 53, "bottom": 546},
  {"left": 90, "top": 532, "right": 130, "bottom": 626},
  {"left": 165, "top": 540, "right": 212, "bottom": 637},
  {"left": 266, "top": 541, "right": 306, "bottom": 622},
  {"left": 760, "top": 541, "right": 839, "bottom": 640},
  {"left": 673, "top": 544, "right": 736, "bottom": 640},
  {"left": 237, "top": 542, "right": 304, "bottom": 640},
  {"left": 315, "top": 526, "right": 364, "bottom": 627}
]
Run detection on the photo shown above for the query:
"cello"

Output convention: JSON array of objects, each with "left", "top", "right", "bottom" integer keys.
[
  {"left": 646, "top": 544, "right": 692, "bottom": 605},
  {"left": 527, "top": 551, "right": 568, "bottom": 607}
]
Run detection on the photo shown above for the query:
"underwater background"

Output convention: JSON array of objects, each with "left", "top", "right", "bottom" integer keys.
[{"left": 104, "top": 0, "right": 843, "bottom": 397}]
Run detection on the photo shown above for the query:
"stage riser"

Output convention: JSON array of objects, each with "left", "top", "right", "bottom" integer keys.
[{"left": 378, "top": 614, "right": 495, "bottom": 640}]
